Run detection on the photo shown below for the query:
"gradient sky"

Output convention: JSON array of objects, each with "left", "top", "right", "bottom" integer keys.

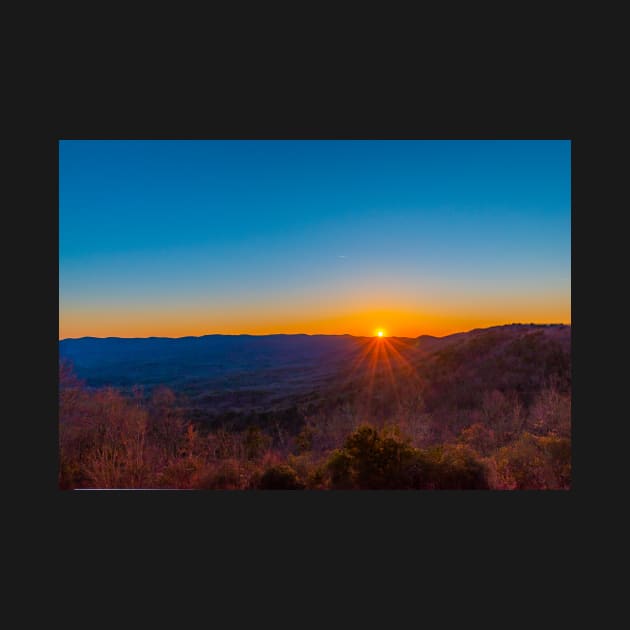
[{"left": 59, "top": 140, "right": 571, "bottom": 339}]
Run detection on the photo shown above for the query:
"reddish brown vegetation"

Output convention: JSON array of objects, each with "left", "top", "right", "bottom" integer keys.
[{"left": 59, "top": 354, "right": 570, "bottom": 490}]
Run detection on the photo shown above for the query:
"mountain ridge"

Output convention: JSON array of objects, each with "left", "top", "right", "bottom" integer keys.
[
  {"left": 60, "top": 322, "right": 570, "bottom": 343},
  {"left": 59, "top": 322, "right": 571, "bottom": 435}
]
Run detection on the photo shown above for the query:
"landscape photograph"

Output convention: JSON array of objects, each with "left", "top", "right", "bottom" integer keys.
[{"left": 59, "top": 139, "right": 571, "bottom": 490}]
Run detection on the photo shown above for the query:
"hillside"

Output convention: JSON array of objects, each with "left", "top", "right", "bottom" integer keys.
[
  {"left": 60, "top": 324, "right": 570, "bottom": 431},
  {"left": 60, "top": 324, "right": 569, "bottom": 383},
  {"left": 59, "top": 324, "right": 571, "bottom": 489}
]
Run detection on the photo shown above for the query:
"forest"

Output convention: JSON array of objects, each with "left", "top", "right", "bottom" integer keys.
[{"left": 59, "top": 324, "right": 571, "bottom": 490}]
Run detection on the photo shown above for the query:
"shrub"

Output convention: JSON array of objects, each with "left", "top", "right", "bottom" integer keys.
[
  {"left": 343, "top": 425, "right": 421, "bottom": 489},
  {"left": 528, "top": 387, "right": 571, "bottom": 438},
  {"left": 327, "top": 449, "right": 356, "bottom": 489},
  {"left": 58, "top": 458, "right": 88, "bottom": 490},
  {"left": 295, "top": 424, "right": 314, "bottom": 453},
  {"left": 80, "top": 388, "right": 150, "bottom": 488},
  {"left": 306, "top": 464, "right": 328, "bottom": 490},
  {"left": 326, "top": 425, "right": 424, "bottom": 489},
  {"left": 326, "top": 425, "right": 489, "bottom": 489},
  {"left": 158, "top": 460, "right": 198, "bottom": 489},
  {"left": 244, "top": 426, "right": 271, "bottom": 460},
  {"left": 458, "top": 423, "right": 496, "bottom": 455},
  {"left": 194, "top": 459, "right": 244, "bottom": 490},
  {"left": 258, "top": 464, "right": 305, "bottom": 490},
  {"left": 286, "top": 453, "right": 322, "bottom": 486},
  {"left": 424, "top": 444, "right": 489, "bottom": 489},
  {"left": 147, "top": 387, "right": 186, "bottom": 459},
  {"left": 537, "top": 435, "right": 571, "bottom": 488},
  {"left": 493, "top": 433, "right": 570, "bottom": 489}
]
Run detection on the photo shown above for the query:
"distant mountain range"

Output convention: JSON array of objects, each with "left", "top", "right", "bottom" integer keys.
[
  {"left": 60, "top": 324, "right": 570, "bottom": 382},
  {"left": 60, "top": 333, "right": 365, "bottom": 385},
  {"left": 60, "top": 324, "right": 570, "bottom": 428}
]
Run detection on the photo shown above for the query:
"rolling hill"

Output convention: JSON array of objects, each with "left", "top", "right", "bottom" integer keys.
[{"left": 60, "top": 324, "right": 570, "bottom": 431}]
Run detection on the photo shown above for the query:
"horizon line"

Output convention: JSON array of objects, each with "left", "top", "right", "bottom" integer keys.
[{"left": 59, "top": 322, "right": 571, "bottom": 342}]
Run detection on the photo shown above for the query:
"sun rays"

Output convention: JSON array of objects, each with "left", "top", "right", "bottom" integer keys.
[{"left": 340, "top": 334, "right": 422, "bottom": 419}]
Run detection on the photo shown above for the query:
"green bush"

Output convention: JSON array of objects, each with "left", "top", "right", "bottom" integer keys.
[
  {"left": 326, "top": 425, "right": 488, "bottom": 489},
  {"left": 424, "top": 445, "right": 489, "bottom": 489},
  {"left": 327, "top": 449, "right": 356, "bottom": 489},
  {"left": 258, "top": 464, "right": 305, "bottom": 490},
  {"left": 306, "top": 465, "right": 328, "bottom": 490},
  {"left": 326, "top": 425, "right": 419, "bottom": 489}
]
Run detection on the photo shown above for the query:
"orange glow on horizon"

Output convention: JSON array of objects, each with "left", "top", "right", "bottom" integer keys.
[{"left": 59, "top": 303, "right": 571, "bottom": 340}]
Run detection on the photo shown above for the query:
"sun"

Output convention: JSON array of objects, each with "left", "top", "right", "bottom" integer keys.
[{"left": 375, "top": 329, "right": 386, "bottom": 338}]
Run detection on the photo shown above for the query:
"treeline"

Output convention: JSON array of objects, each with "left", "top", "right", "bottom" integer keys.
[{"left": 59, "top": 359, "right": 570, "bottom": 490}]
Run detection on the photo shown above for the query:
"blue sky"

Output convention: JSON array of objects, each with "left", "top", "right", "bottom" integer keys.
[{"left": 59, "top": 140, "right": 571, "bottom": 338}]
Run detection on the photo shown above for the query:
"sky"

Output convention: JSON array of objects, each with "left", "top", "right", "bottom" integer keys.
[{"left": 59, "top": 140, "right": 571, "bottom": 339}]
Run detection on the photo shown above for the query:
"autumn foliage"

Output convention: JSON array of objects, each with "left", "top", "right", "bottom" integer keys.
[{"left": 59, "top": 354, "right": 570, "bottom": 490}]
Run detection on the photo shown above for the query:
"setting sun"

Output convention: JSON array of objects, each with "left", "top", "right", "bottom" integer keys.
[{"left": 58, "top": 140, "right": 571, "bottom": 491}]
